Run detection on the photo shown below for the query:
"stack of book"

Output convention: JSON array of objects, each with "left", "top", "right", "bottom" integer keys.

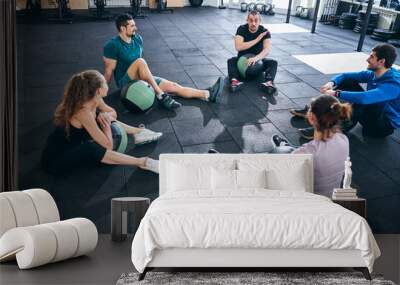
[{"left": 332, "top": 188, "right": 358, "bottom": 200}]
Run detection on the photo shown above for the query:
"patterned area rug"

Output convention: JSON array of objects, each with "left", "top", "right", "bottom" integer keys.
[{"left": 116, "top": 271, "right": 396, "bottom": 285}]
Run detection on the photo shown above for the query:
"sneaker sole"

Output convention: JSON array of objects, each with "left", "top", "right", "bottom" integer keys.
[
  {"left": 135, "top": 134, "right": 163, "bottom": 145},
  {"left": 170, "top": 102, "right": 182, "bottom": 110},
  {"left": 210, "top": 77, "right": 224, "bottom": 103},
  {"left": 289, "top": 109, "right": 308, "bottom": 118},
  {"left": 140, "top": 165, "right": 159, "bottom": 174},
  {"left": 215, "top": 77, "right": 224, "bottom": 103},
  {"left": 270, "top": 136, "right": 279, "bottom": 153},
  {"left": 270, "top": 135, "right": 293, "bottom": 151},
  {"left": 299, "top": 130, "right": 314, "bottom": 140},
  {"left": 260, "top": 84, "right": 277, "bottom": 96},
  {"left": 230, "top": 83, "right": 243, "bottom": 93},
  {"left": 159, "top": 97, "right": 182, "bottom": 110}
]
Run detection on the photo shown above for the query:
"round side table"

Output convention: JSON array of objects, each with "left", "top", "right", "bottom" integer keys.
[{"left": 111, "top": 197, "right": 150, "bottom": 242}]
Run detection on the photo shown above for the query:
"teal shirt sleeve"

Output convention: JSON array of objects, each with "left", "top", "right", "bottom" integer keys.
[
  {"left": 135, "top": 35, "right": 144, "bottom": 57},
  {"left": 136, "top": 34, "right": 143, "bottom": 45},
  {"left": 332, "top": 71, "right": 374, "bottom": 86},
  {"left": 339, "top": 82, "right": 399, "bottom": 104},
  {"left": 103, "top": 40, "right": 118, "bottom": 60}
]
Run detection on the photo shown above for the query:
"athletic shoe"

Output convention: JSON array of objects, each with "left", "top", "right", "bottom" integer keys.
[
  {"left": 271, "top": 134, "right": 290, "bottom": 147},
  {"left": 134, "top": 129, "right": 163, "bottom": 145},
  {"left": 230, "top": 78, "right": 244, "bottom": 93},
  {"left": 271, "top": 134, "right": 296, "bottom": 153},
  {"left": 260, "top": 82, "right": 277, "bottom": 96},
  {"left": 289, "top": 105, "right": 309, "bottom": 118},
  {"left": 207, "top": 77, "right": 224, "bottom": 103},
  {"left": 208, "top": 148, "right": 219, "bottom": 153},
  {"left": 159, "top": 93, "right": 181, "bottom": 110},
  {"left": 142, "top": 158, "right": 159, "bottom": 174},
  {"left": 299, "top": 127, "right": 314, "bottom": 140}
]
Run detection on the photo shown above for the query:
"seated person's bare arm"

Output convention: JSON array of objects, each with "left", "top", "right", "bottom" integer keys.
[
  {"left": 103, "top": 57, "right": 117, "bottom": 83},
  {"left": 75, "top": 110, "right": 113, "bottom": 150},
  {"left": 98, "top": 98, "right": 117, "bottom": 120},
  {"left": 234, "top": 31, "right": 268, "bottom": 52},
  {"left": 254, "top": 39, "right": 271, "bottom": 61}
]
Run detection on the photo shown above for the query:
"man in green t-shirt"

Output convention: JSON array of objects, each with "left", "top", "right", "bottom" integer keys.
[{"left": 103, "top": 14, "right": 224, "bottom": 111}]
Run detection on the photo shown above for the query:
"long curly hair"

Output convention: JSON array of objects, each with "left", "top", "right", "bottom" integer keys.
[{"left": 54, "top": 70, "right": 105, "bottom": 137}]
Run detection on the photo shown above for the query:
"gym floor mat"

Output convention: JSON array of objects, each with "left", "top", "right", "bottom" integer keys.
[
  {"left": 294, "top": 52, "right": 400, "bottom": 74},
  {"left": 266, "top": 23, "right": 309, "bottom": 34}
]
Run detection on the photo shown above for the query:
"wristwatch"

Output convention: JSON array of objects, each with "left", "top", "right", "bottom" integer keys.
[{"left": 335, "top": 90, "right": 341, "bottom": 98}]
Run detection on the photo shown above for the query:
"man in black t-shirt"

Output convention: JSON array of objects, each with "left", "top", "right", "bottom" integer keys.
[{"left": 227, "top": 11, "right": 278, "bottom": 95}]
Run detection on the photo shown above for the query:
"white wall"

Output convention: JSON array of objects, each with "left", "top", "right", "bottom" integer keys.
[
  {"left": 183, "top": 0, "right": 219, "bottom": 6},
  {"left": 203, "top": 0, "right": 219, "bottom": 6}
]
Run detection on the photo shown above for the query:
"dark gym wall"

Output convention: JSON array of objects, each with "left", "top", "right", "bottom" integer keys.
[{"left": 0, "top": 0, "right": 18, "bottom": 192}]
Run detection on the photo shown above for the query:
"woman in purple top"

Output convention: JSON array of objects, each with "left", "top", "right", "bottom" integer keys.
[{"left": 273, "top": 95, "right": 352, "bottom": 197}]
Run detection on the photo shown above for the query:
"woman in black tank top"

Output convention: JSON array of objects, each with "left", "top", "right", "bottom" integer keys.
[{"left": 42, "top": 70, "right": 160, "bottom": 174}]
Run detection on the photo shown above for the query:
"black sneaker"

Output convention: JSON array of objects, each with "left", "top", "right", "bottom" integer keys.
[
  {"left": 272, "top": 134, "right": 290, "bottom": 147},
  {"left": 299, "top": 127, "right": 314, "bottom": 140},
  {"left": 289, "top": 105, "right": 309, "bottom": 118},
  {"left": 208, "top": 148, "right": 220, "bottom": 154},
  {"left": 208, "top": 77, "right": 224, "bottom": 103},
  {"left": 260, "top": 82, "right": 277, "bottom": 96},
  {"left": 230, "top": 79, "right": 244, "bottom": 93},
  {"left": 271, "top": 134, "right": 296, "bottom": 153},
  {"left": 159, "top": 93, "right": 181, "bottom": 110}
]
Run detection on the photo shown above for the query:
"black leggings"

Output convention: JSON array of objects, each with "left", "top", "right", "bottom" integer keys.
[
  {"left": 338, "top": 79, "right": 394, "bottom": 138},
  {"left": 42, "top": 141, "right": 107, "bottom": 175},
  {"left": 227, "top": 56, "right": 278, "bottom": 82}
]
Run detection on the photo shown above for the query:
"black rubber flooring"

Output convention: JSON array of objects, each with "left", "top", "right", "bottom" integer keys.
[{"left": 17, "top": 7, "right": 400, "bottom": 233}]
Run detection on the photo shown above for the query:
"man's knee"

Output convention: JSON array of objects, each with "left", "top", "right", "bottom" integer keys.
[
  {"left": 337, "top": 78, "right": 364, "bottom": 92},
  {"left": 262, "top": 58, "right": 278, "bottom": 67},
  {"left": 131, "top": 58, "right": 147, "bottom": 68},
  {"left": 227, "top": 57, "right": 237, "bottom": 65}
]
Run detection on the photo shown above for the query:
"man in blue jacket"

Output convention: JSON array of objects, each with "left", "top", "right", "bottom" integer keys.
[{"left": 290, "top": 44, "right": 400, "bottom": 138}]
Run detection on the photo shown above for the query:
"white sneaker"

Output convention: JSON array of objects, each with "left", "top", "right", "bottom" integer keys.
[
  {"left": 271, "top": 134, "right": 296, "bottom": 154},
  {"left": 142, "top": 158, "right": 159, "bottom": 174},
  {"left": 134, "top": 129, "right": 162, "bottom": 145}
]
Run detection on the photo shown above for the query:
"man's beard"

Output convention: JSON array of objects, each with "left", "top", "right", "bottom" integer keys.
[
  {"left": 367, "top": 65, "right": 377, "bottom": 71},
  {"left": 249, "top": 26, "right": 257, "bottom": 32}
]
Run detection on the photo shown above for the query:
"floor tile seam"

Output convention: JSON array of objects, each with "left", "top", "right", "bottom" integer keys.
[
  {"left": 276, "top": 79, "right": 321, "bottom": 96},
  {"left": 178, "top": 135, "right": 234, "bottom": 148},
  {"left": 169, "top": 112, "right": 217, "bottom": 123},
  {"left": 180, "top": 137, "right": 235, "bottom": 149},
  {"left": 166, "top": 116, "right": 185, "bottom": 154}
]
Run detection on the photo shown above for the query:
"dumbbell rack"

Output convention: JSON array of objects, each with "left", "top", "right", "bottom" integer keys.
[
  {"left": 150, "top": 0, "right": 174, "bottom": 14},
  {"left": 130, "top": 0, "right": 146, "bottom": 18},
  {"left": 239, "top": 1, "right": 275, "bottom": 15},
  {"left": 319, "top": 0, "right": 340, "bottom": 23},
  {"left": 88, "top": 0, "right": 111, "bottom": 20},
  {"left": 48, "top": 0, "right": 73, "bottom": 23}
]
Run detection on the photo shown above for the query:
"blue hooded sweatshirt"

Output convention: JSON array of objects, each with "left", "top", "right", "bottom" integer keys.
[{"left": 332, "top": 68, "right": 400, "bottom": 129}]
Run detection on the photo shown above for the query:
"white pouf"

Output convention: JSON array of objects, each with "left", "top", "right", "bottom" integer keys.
[{"left": 0, "top": 189, "right": 98, "bottom": 269}]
